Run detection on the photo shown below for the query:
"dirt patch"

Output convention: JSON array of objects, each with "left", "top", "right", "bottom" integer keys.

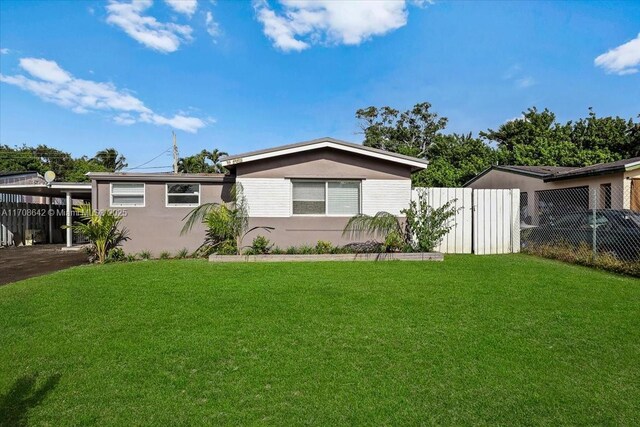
[{"left": 0, "top": 245, "right": 89, "bottom": 285}]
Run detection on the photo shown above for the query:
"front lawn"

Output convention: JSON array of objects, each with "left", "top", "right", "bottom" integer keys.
[{"left": 1, "top": 255, "right": 639, "bottom": 425}]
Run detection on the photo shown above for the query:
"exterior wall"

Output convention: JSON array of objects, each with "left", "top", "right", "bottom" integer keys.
[
  {"left": 235, "top": 148, "right": 414, "bottom": 247},
  {"left": 233, "top": 148, "right": 411, "bottom": 180},
  {"left": 467, "top": 169, "right": 628, "bottom": 214},
  {"left": 94, "top": 180, "right": 232, "bottom": 255}
]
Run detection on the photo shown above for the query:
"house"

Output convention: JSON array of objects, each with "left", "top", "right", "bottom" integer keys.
[
  {"left": 464, "top": 157, "right": 640, "bottom": 224},
  {"left": 87, "top": 137, "right": 428, "bottom": 254}
]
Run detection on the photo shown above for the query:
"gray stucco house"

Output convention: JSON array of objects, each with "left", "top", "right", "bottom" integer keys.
[{"left": 88, "top": 137, "right": 428, "bottom": 254}]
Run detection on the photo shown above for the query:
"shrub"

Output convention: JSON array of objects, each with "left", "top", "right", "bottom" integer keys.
[
  {"left": 181, "top": 183, "right": 273, "bottom": 256},
  {"left": 343, "top": 189, "right": 456, "bottom": 253},
  {"left": 175, "top": 248, "right": 189, "bottom": 259},
  {"left": 139, "top": 250, "right": 152, "bottom": 260},
  {"left": 285, "top": 246, "right": 298, "bottom": 255},
  {"left": 315, "top": 240, "right": 333, "bottom": 254},
  {"left": 246, "top": 235, "right": 273, "bottom": 255},
  {"left": 159, "top": 251, "right": 171, "bottom": 260},
  {"left": 125, "top": 254, "right": 137, "bottom": 262},
  {"left": 106, "top": 247, "right": 126, "bottom": 263},
  {"left": 66, "top": 204, "right": 130, "bottom": 264}
]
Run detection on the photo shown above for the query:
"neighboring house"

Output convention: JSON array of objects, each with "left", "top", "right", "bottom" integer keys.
[
  {"left": 465, "top": 157, "right": 640, "bottom": 224},
  {"left": 0, "top": 172, "right": 52, "bottom": 203},
  {"left": 88, "top": 137, "right": 428, "bottom": 253}
]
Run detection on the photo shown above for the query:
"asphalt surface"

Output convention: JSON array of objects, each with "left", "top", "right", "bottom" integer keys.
[{"left": 0, "top": 245, "right": 88, "bottom": 286}]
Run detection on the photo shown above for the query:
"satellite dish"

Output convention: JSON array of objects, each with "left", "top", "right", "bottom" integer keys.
[{"left": 44, "top": 171, "right": 56, "bottom": 184}]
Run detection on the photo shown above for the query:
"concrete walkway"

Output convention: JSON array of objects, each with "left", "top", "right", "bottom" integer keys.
[{"left": 0, "top": 245, "right": 88, "bottom": 285}]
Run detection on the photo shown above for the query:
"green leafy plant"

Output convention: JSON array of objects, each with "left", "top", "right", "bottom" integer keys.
[
  {"left": 181, "top": 184, "right": 273, "bottom": 256},
  {"left": 65, "top": 204, "right": 130, "bottom": 264},
  {"left": 175, "top": 248, "right": 189, "bottom": 259},
  {"left": 106, "top": 247, "right": 126, "bottom": 263},
  {"left": 343, "top": 189, "right": 456, "bottom": 253},
  {"left": 125, "top": 254, "right": 137, "bottom": 262},
  {"left": 159, "top": 251, "right": 171, "bottom": 260},
  {"left": 139, "top": 250, "right": 151, "bottom": 260},
  {"left": 315, "top": 240, "right": 333, "bottom": 254},
  {"left": 245, "top": 235, "right": 273, "bottom": 255},
  {"left": 404, "top": 190, "right": 457, "bottom": 252}
]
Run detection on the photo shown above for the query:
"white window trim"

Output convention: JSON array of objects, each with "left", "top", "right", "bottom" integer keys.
[
  {"left": 110, "top": 182, "right": 145, "bottom": 208},
  {"left": 290, "top": 179, "right": 361, "bottom": 217},
  {"left": 165, "top": 183, "right": 201, "bottom": 208}
]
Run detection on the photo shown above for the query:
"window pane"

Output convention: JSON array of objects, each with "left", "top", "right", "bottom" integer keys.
[
  {"left": 292, "top": 181, "right": 325, "bottom": 201},
  {"left": 293, "top": 200, "right": 325, "bottom": 215},
  {"left": 168, "top": 195, "right": 199, "bottom": 205},
  {"left": 112, "top": 195, "right": 143, "bottom": 205},
  {"left": 292, "top": 181, "right": 326, "bottom": 214},
  {"left": 168, "top": 184, "right": 199, "bottom": 195},
  {"left": 327, "top": 181, "right": 360, "bottom": 215},
  {"left": 112, "top": 183, "right": 144, "bottom": 194}
]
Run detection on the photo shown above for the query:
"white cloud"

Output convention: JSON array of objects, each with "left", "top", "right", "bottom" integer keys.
[
  {"left": 0, "top": 48, "right": 9, "bottom": 55},
  {"left": 0, "top": 57, "right": 206, "bottom": 133},
  {"left": 106, "top": 0, "right": 193, "bottom": 53},
  {"left": 254, "top": 0, "right": 418, "bottom": 52},
  {"left": 516, "top": 76, "right": 535, "bottom": 88},
  {"left": 594, "top": 33, "right": 640, "bottom": 75},
  {"left": 205, "top": 11, "right": 220, "bottom": 38},
  {"left": 165, "top": 0, "right": 198, "bottom": 17}
]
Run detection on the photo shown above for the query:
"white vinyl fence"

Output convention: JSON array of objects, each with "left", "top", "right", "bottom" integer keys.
[{"left": 412, "top": 187, "right": 520, "bottom": 254}]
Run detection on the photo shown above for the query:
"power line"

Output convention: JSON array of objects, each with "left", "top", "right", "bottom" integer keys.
[{"left": 122, "top": 147, "right": 171, "bottom": 171}]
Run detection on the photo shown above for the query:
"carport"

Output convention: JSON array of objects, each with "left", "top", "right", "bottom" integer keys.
[{"left": 0, "top": 182, "right": 91, "bottom": 248}]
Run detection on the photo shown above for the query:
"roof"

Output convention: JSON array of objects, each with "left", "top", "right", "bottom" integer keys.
[
  {"left": 87, "top": 172, "right": 231, "bottom": 182},
  {"left": 220, "top": 137, "right": 429, "bottom": 172},
  {"left": 0, "top": 182, "right": 91, "bottom": 198},
  {"left": 464, "top": 157, "right": 640, "bottom": 186},
  {"left": 546, "top": 157, "right": 640, "bottom": 181},
  {"left": 0, "top": 171, "right": 40, "bottom": 179}
]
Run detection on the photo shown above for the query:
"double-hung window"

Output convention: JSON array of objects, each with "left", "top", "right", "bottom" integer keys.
[
  {"left": 166, "top": 183, "right": 200, "bottom": 207},
  {"left": 292, "top": 180, "right": 360, "bottom": 216},
  {"left": 111, "top": 183, "right": 145, "bottom": 207}
]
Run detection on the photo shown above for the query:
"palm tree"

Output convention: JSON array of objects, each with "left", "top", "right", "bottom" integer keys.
[
  {"left": 93, "top": 148, "right": 128, "bottom": 171},
  {"left": 66, "top": 204, "right": 130, "bottom": 263},
  {"left": 181, "top": 183, "right": 272, "bottom": 255},
  {"left": 177, "top": 148, "right": 228, "bottom": 173}
]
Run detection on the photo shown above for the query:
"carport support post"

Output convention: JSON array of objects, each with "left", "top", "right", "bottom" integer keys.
[
  {"left": 48, "top": 197, "right": 53, "bottom": 244},
  {"left": 65, "top": 192, "right": 72, "bottom": 248}
]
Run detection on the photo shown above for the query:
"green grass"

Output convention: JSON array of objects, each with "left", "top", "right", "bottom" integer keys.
[{"left": 1, "top": 255, "right": 639, "bottom": 426}]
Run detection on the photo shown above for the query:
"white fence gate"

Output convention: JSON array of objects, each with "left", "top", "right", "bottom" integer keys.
[{"left": 412, "top": 187, "right": 520, "bottom": 254}]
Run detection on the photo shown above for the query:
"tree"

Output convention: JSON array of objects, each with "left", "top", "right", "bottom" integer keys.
[
  {"left": 481, "top": 107, "right": 639, "bottom": 167},
  {"left": 181, "top": 184, "right": 272, "bottom": 255},
  {"left": 414, "top": 133, "right": 496, "bottom": 187},
  {"left": 66, "top": 204, "right": 130, "bottom": 264},
  {"left": 357, "top": 102, "right": 448, "bottom": 158},
  {"left": 480, "top": 107, "right": 577, "bottom": 166},
  {"left": 177, "top": 148, "right": 228, "bottom": 174},
  {"left": 92, "top": 148, "right": 128, "bottom": 171},
  {"left": 356, "top": 103, "right": 495, "bottom": 187}
]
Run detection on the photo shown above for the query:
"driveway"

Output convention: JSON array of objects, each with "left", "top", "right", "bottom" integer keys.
[{"left": 0, "top": 245, "right": 89, "bottom": 285}]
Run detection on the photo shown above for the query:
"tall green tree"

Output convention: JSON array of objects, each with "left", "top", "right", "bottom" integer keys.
[
  {"left": 356, "top": 103, "right": 495, "bottom": 187},
  {"left": 92, "top": 148, "right": 128, "bottom": 171},
  {"left": 177, "top": 148, "right": 228, "bottom": 174},
  {"left": 357, "top": 102, "right": 448, "bottom": 158},
  {"left": 416, "top": 133, "right": 497, "bottom": 187}
]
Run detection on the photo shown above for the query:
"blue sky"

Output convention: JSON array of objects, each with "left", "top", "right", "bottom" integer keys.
[{"left": 1, "top": 0, "right": 638, "bottom": 171}]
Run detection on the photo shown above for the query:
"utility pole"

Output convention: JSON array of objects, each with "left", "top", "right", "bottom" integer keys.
[{"left": 172, "top": 131, "right": 179, "bottom": 173}]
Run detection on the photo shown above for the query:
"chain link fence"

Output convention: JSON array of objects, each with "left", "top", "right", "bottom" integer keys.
[{"left": 520, "top": 183, "right": 640, "bottom": 276}]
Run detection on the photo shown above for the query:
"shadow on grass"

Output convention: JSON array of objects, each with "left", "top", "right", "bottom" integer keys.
[{"left": 0, "top": 373, "right": 60, "bottom": 427}]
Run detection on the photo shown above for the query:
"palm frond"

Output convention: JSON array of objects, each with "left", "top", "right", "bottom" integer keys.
[
  {"left": 342, "top": 211, "right": 402, "bottom": 239},
  {"left": 181, "top": 202, "right": 222, "bottom": 235}
]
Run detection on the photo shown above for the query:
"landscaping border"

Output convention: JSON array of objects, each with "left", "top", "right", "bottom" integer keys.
[{"left": 209, "top": 252, "right": 444, "bottom": 262}]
